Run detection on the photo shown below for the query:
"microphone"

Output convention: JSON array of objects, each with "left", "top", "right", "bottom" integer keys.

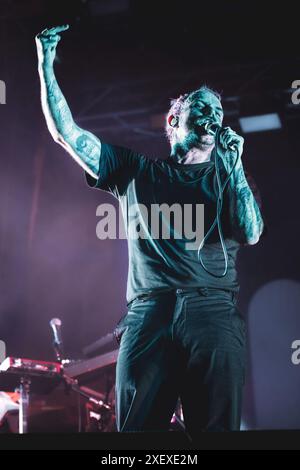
[
  {"left": 203, "top": 121, "right": 220, "bottom": 136},
  {"left": 50, "top": 318, "right": 64, "bottom": 363},
  {"left": 203, "top": 122, "right": 238, "bottom": 151}
]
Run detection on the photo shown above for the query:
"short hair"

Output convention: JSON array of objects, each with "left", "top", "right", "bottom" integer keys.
[{"left": 165, "top": 85, "right": 222, "bottom": 141}]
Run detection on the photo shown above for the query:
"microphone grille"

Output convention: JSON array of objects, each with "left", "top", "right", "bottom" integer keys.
[
  {"left": 204, "top": 122, "right": 219, "bottom": 135},
  {"left": 50, "top": 318, "right": 62, "bottom": 327}
]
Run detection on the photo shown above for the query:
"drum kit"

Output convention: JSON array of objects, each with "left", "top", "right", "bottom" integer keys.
[{"left": 0, "top": 319, "right": 185, "bottom": 433}]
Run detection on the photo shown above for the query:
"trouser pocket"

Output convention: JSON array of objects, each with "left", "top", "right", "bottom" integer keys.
[{"left": 114, "top": 313, "right": 128, "bottom": 345}]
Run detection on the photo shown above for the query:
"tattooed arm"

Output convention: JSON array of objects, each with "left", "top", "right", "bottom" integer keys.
[
  {"left": 227, "top": 161, "right": 264, "bottom": 245},
  {"left": 217, "top": 126, "right": 264, "bottom": 245},
  {"left": 36, "top": 25, "right": 100, "bottom": 178}
]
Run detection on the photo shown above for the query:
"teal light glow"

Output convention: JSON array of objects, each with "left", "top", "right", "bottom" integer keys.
[{"left": 239, "top": 113, "right": 282, "bottom": 133}]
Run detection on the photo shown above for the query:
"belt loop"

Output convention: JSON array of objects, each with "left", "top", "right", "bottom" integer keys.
[{"left": 176, "top": 289, "right": 184, "bottom": 295}]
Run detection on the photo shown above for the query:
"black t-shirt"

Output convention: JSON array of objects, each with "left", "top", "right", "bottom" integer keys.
[{"left": 86, "top": 142, "right": 242, "bottom": 303}]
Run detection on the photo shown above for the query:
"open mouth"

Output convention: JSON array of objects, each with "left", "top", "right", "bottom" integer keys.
[
  {"left": 195, "top": 125, "right": 211, "bottom": 137},
  {"left": 195, "top": 119, "right": 214, "bottom": 134}
]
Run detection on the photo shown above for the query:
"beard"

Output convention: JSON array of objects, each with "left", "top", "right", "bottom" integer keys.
[
  {"left": 172, "top": 130, "right": 215, "bottom": 157},
  {"left": 197, "top": 133, "right": 215, "bottom": 149}
]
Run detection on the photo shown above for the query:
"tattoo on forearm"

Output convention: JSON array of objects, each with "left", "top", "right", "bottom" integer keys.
[
  {"left": 229, "top": 166, "right": 264, "bottom": 244},
  {"left": 233, "top": 166, "right": 247, "bottom": 188},
  {"left": 41, "top": 68, "right": 100, "bottom": 174}
]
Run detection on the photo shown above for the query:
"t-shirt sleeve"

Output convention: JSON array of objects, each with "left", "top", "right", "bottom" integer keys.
[{"left": 85, "top": 141, "right": 150, "bottom": 198}]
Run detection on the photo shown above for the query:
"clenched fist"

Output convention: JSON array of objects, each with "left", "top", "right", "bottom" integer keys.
[
  {"left": 217, "top": 126, "right": 244, "bottom": 174},
  {"left": 36, "top": 25, "right": 69, "bottom": 68}
]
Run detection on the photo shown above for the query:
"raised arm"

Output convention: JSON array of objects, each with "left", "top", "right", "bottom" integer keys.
[
  {"left": 36, "top": 25, "right": 100, "bottom": 179},
  {"left": 217, "top": 126, "right": 264, "bottom": 245}
]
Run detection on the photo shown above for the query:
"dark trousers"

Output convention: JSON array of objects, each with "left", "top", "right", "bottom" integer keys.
[{"left": 114, "top": 287, "right": 246, "bottom": 439}]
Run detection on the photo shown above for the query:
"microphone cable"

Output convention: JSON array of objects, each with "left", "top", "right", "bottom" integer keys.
[{"left": 197, "top": 126, "right": 240, "bottom": 278}]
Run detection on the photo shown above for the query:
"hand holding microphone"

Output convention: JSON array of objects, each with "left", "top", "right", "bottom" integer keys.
[
  {"left": 204, "top": 122, "right": 244, "bottom": 153},
  {"left": 203, "top": 121, "right": 244, "bottom": 176}
]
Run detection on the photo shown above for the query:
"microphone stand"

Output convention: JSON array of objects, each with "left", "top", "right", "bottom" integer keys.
[
  {"left": 61, "top": 371, "right": 112, "bottom": 432},
  {"left": 19, "top": 377, "right": 31, "bottom": 434},
  {"left": 49, "top": 319, "right": 112, "bottom": 431}
]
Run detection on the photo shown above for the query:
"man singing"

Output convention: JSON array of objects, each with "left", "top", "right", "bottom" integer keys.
[{"left": 36, "top": 25, "right": 264, "bottom": 440}]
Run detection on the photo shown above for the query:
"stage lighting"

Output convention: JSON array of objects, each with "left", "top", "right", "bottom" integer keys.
[{"left": 239, "top": 113, "right": 282, "bottom": 133}]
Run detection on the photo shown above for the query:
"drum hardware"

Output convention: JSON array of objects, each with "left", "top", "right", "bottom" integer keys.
[
  {"left": 0, "top": 357, "right": 64, "bottom": 433},
  {"left": 0, "top": 355, "right": 114, "bottom": 433}
]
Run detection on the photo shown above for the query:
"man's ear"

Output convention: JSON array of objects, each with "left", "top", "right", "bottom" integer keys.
[{"left": 168, "top": 115, "right": 179, "bottom": 127}]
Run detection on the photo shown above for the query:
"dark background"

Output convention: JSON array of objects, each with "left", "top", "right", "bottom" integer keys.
[{"left": 0, "top": 0, "right": 300, "bottom": 429}]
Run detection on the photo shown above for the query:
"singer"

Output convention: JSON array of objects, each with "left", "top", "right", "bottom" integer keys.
[{"left": 36, "top": 25, "right": 265, "bottom": 440}]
